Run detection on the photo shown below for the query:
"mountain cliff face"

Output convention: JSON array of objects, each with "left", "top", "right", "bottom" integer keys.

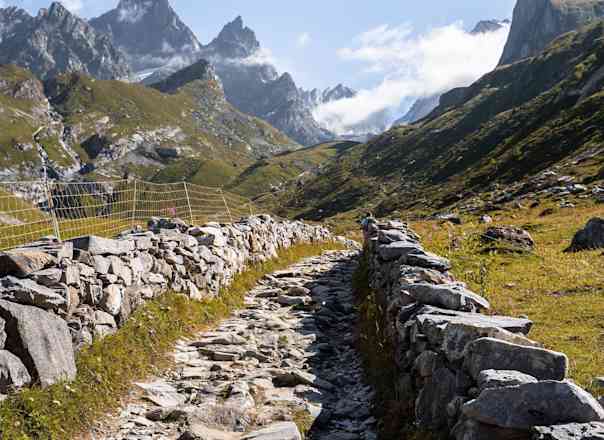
[
  {"left": 0, "top": 3, "right": 130, "bottom": 80},
  {"left": 500, "top": 0, "right": 604, "bottom": 65},
  {"left": 90, "top": 0, "right": 202, "bottom": 72}
]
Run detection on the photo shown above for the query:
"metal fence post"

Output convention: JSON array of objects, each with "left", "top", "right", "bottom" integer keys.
[
  {"left": 44, "top": 180, "right": 61, "bottom": 241},
  {"left": 131, "top": 179, "right": 137, "bottom": 228},
  {"left": 219, "top": 188, "right": 233, "bottom": 223},
  {"left": 183, "top": 182, "right": 194, "bottom": 224}
]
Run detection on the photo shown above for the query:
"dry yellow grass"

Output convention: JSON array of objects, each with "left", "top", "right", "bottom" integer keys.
[{"left": 411, "top": 204, "right": 604, "bottom": 391}]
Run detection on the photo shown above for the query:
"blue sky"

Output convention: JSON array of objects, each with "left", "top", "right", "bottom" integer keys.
[{"left": 5, "top": 0, "right": 516, "bottom": 90}]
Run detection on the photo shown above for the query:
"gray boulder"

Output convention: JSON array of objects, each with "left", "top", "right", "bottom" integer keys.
[
  {"left": 477, "top": 370, "right": 538, "bottom": 392},
  {"left": 566, "top": 218, "right": 604, "bottom": 252},
  {"left": 462, "top": 381, "right": 604, "bottom": 429},
  {"left": 532, "top": 422, "right": 604, "bottom": 440},
  {"left": 242, "top": 422, "right": 302, "bottom": 440},
  {"left": 0, "top": 250, "right": 57, "bottom": 277},
  {"left": 0, "top": 300, "right": 76, "bottom": 387},
  {"left": 405, "top": 283, "right": 490, "bottom": 312},
  {"left": 0, "top": 349, "right": 32, "bottom": 392},
  {"left": 464, "top": 337, "right": 568, "bottom": 381},
  {"left": 482, "top": 227, "right": 535, "bottom": 251},
  {"left": 69, "top": 236, "right": 135, "bottom": 256}
]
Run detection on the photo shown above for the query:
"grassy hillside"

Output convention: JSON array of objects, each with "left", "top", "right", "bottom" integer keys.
[
  {"left": 0, "top": 65, "right": 60, "bottom": 177},
  {"left": 44, "top": 71, "right": 298, "bottom": 185},
  {"left": 278, "top": 20, "right": 604, "bottom": 221},
  {"left": 226, "top": 141, "right": 358, "bottom": 197}
]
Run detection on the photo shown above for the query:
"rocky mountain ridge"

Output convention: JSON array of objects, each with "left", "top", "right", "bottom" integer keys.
[
  {"left": 0, "top": 2, "right": 131, "bottom": 80},
  {"left": 500, "top": 0, "right": 604, "bottom": 65},
  {"left": 90, "top": 0, "right": 203, "bottom": 72}
]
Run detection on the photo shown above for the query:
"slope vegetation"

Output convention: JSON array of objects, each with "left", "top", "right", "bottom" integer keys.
[
  {"left": 0, "top": 61, "right": 299, "bottom": 185},
  {"left": 280, "top": 20, "right": 604, "bottom": 221}
]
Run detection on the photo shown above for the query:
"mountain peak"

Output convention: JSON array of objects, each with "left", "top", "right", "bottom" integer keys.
[
  {"left": 210, "top": 16, "right": 260, "bottom": 59},
  {"left": 90, "top": 0, "right": 201, "bottom": 71}
]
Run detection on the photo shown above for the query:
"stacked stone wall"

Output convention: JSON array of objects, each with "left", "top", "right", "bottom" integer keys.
[
  {"left": 0, "top": 215, "right": 333, "bottom": 394},
  {"left": 362, "top": 218, "right": 604, "bottom": 440}
]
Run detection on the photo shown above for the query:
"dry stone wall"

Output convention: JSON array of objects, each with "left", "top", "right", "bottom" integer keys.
[
  {"left": 0, "top": 215, "right": 333, "bottom": 396},
  {"left": 362, "top": 217, "right": 604, "bottom": 440}
]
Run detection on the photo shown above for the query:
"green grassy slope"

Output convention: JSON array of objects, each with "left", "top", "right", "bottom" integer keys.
[
  {"left": 44, "top": 72, "right": 298, "bottom": 185},
  {"left": 0, "top": 65, "right": 55, "bottom": 175},
  {"left": 226, "top": 141, "right": 358, "bottom": 197},
  {"left": 279, "top": 20, "right": 604, "bottom": 221}
]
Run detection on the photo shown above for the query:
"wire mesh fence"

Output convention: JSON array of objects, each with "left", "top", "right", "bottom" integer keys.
[{"left": 0, "top": 180, "right": 256, "bottom": 251}]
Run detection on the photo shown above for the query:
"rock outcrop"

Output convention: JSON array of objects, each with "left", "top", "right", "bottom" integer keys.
[
  {"left": 0, "top": 215, "right": 334, "bottom": 393},
  {"left": 499, "top": 0, "right": 604, "bottom": 65},
  {"left": 0, "top": 2, "right": 131, "bottom": 80},
  {"left": 362, "top": 218, "right": 604, "bottom": 439}
]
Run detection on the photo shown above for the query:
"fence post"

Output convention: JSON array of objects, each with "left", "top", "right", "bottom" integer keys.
[
  {"left": 130, "top": 179, "right": 137, "bottom": 228},
  {"left": 44, "top": 180, "right": 61, "bottom": 241},
  {"left": 183, "top": 182, "right": 194, "bottom": 224},
  {"left": 219, "top": 189, "right": 233, "bottom": 223}
]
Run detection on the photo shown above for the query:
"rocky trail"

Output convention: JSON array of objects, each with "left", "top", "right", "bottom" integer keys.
[{"left": 91, "top": 249, "right": 377, "bottom": 440}]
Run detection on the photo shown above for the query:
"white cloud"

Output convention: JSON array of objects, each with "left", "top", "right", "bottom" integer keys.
[
  {"left": 59, "top": 0, "right": 84, "bottom": 12},
  {"left": 314, "top": 21, "right": 510, "bottom": 134},
  {"left": 296, "top": 32, "right": 311, "bottom": 48}
]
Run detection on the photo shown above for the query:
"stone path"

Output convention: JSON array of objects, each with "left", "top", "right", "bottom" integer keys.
[{"left": 91, "top": 250, "right": 376, "bottom": 440}]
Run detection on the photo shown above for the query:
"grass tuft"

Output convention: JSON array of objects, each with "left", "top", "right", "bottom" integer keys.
[{"left": 0, "top": 241, "right": 344, "bottom": 440}]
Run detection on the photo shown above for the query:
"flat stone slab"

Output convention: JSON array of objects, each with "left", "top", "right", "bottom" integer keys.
[
  {"left": 463, "top": 381, "right": 604, "bottom": 429},
  {"left": 0, "top": 276, "right": 67, "bottom": 311},
  {"left": 404, "top": 283, "right": 490, "bottom": 312},
  {"left": 378, "top": 241, "right": 423, "bottom": 261},
  {"left": 0, "top": 250, "right": 56, "bottom": 277},
  {"left": 69, "top": 236, "right": 135, "bottom": 256},
  {"left": 477, "top": 370, "right": 538, "bottom": 391},
  {"left": 464, "top": 337, "right": 568, "bottom": 381},
  {"left": 415, "top": 308, "right": 533, "bottom": 348},
  {"left": 443, "top": 322, "right": 540, "bottom": 362}
]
